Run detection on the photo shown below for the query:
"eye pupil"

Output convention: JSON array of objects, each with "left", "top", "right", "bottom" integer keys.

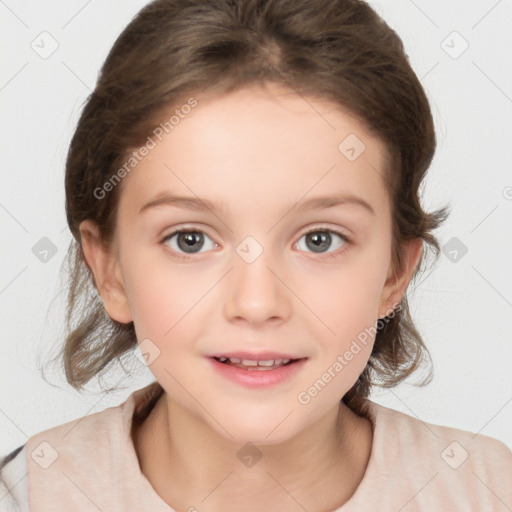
[{"left": 307, "top": 231, "right": 331, "bottom": 253}]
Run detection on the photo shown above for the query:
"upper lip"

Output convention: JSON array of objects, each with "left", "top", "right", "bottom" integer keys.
[{"left": 209, "top": 351, "right": 306, "bottom": 360}]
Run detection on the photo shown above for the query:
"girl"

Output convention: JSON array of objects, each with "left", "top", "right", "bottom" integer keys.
[{"left": 1, "top": 0, "right": 511, "bottom": 510}]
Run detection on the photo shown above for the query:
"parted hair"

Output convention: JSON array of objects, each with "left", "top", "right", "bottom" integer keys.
[{"left": 55, "top": 0, "right": 448, "bottom": 415}]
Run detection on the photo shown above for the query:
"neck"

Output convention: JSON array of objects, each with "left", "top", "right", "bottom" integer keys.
[{"left": 132, "top": 393, "right": 373, "bottom": 512}]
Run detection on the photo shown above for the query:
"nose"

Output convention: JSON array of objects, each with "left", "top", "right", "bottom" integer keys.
[{"left": 223, "top": 244, "right": 292, "bottom": 327}]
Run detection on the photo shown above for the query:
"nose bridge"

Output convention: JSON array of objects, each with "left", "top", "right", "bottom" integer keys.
[{"left": 223, "top": 234, "right": 290, "bottom": 324}]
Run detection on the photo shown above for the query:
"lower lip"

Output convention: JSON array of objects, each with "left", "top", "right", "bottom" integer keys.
[{"left": 207, "top": 357, "right": 308, "bottom": 389}]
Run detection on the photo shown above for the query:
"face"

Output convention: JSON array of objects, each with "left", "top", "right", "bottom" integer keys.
[{"left": 85, "top": 83, "right": 415, "bottom": 444}]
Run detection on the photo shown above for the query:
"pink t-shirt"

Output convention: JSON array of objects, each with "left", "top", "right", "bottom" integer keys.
[{"left": 1, "top": 381, "right": 511, "bottom": 511}]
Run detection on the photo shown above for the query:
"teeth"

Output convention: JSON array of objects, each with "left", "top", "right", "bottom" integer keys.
[{"left": 216, "top": 356, "right": 295, "bottom": 368}]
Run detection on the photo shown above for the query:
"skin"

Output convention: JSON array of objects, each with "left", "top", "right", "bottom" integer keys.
[{"left": 80, "top": 82, "right": 422, "bottom": 511}]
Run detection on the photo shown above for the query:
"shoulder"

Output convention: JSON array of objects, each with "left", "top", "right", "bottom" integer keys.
[
  {"left": 365, "top": 400, "right": 512, "bottom": 510},
  {"left": 0, "top": 383, "right": 162, "bottom": 511},
  {"left": 0, "top": 444, "right": 29, "bottom": 512},
  {"left": 369, "top": 399, "right": 512, "bottom": 466},
  {"left": 23, "top": 381, "right": 163, "bottom": 457}
]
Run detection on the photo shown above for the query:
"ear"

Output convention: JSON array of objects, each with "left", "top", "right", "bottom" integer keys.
[
  {"left": 79, "top": 219, "right": 133, "bottom": 324},
  {"left": 378, "top": 238, "right": 423, "bottom": 318}
]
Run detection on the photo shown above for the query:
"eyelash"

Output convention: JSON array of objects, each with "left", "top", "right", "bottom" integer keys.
[{"left": 160, "top": 226, "right": 351, "bottom": 261}]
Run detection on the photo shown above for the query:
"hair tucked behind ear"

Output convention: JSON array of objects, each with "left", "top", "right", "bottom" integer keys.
[{"left": 45, "top": 0, "right": 448, "bottom": 414}]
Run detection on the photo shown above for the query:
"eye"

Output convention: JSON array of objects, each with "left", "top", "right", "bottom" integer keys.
[
  {"left": 295, "top": 227, "right": 350, "bottom": 258},
  {"left": 161, "top": 229, "right": 217, "bottom": 259},
  {"left": 160, "top": 226, "right": 351, "bottom": 261}
]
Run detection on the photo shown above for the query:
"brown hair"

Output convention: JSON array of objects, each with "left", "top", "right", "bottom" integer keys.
[{"left": 49, "top": 0, "right": 448, "bottom": 414}]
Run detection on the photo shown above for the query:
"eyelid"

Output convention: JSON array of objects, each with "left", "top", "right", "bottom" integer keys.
[
  {"left": 299, "top": 225, "right": 351, "bottom": 239},
  {"left": 160, "top": 223, "right": 351, "bottom": 240},
  {"left": 160, "top": 223, "right": 216, "bottom": 240}
]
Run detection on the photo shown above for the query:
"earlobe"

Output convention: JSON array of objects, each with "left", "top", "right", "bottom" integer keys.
[
  {"left": 79, "top": 220, "right": 133, "bottom": 324},
  {"left": 378, "top": 238, "right": 423, "bottom": 317}
]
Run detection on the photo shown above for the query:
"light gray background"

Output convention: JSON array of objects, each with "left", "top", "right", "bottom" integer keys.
[{"left": 1, "top": 0, "right": 511, "bottom": 456}]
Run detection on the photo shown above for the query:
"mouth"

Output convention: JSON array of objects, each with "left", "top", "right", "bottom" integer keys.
[
  {"left": 211, "top": 356, "right": 305, "bottom": 371},
  {"left": 207, "top": 352, "right": 308, "bottom": 388}
]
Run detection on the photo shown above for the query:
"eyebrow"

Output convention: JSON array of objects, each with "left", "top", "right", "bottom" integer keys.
[{"left": 138, "top": 193, "right": 375, "bottom": 216}]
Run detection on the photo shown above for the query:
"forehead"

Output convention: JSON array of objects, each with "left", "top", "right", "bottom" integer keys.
[{"left": 117, "top": 83, "right": 391, "bottom": 219}]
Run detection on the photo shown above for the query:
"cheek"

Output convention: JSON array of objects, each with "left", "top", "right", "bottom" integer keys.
[
  {"left": 295, "top": 274, "right": 385, "bottom": 408},
  {"left": 298, "top": 239, "right": 391, "bottom": 377},
  {"left": 122, "top": 250, "right": 209, "bottom": 344},
  {"left": 307, "top": 251, "right": 389, "bottom": 337}
]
